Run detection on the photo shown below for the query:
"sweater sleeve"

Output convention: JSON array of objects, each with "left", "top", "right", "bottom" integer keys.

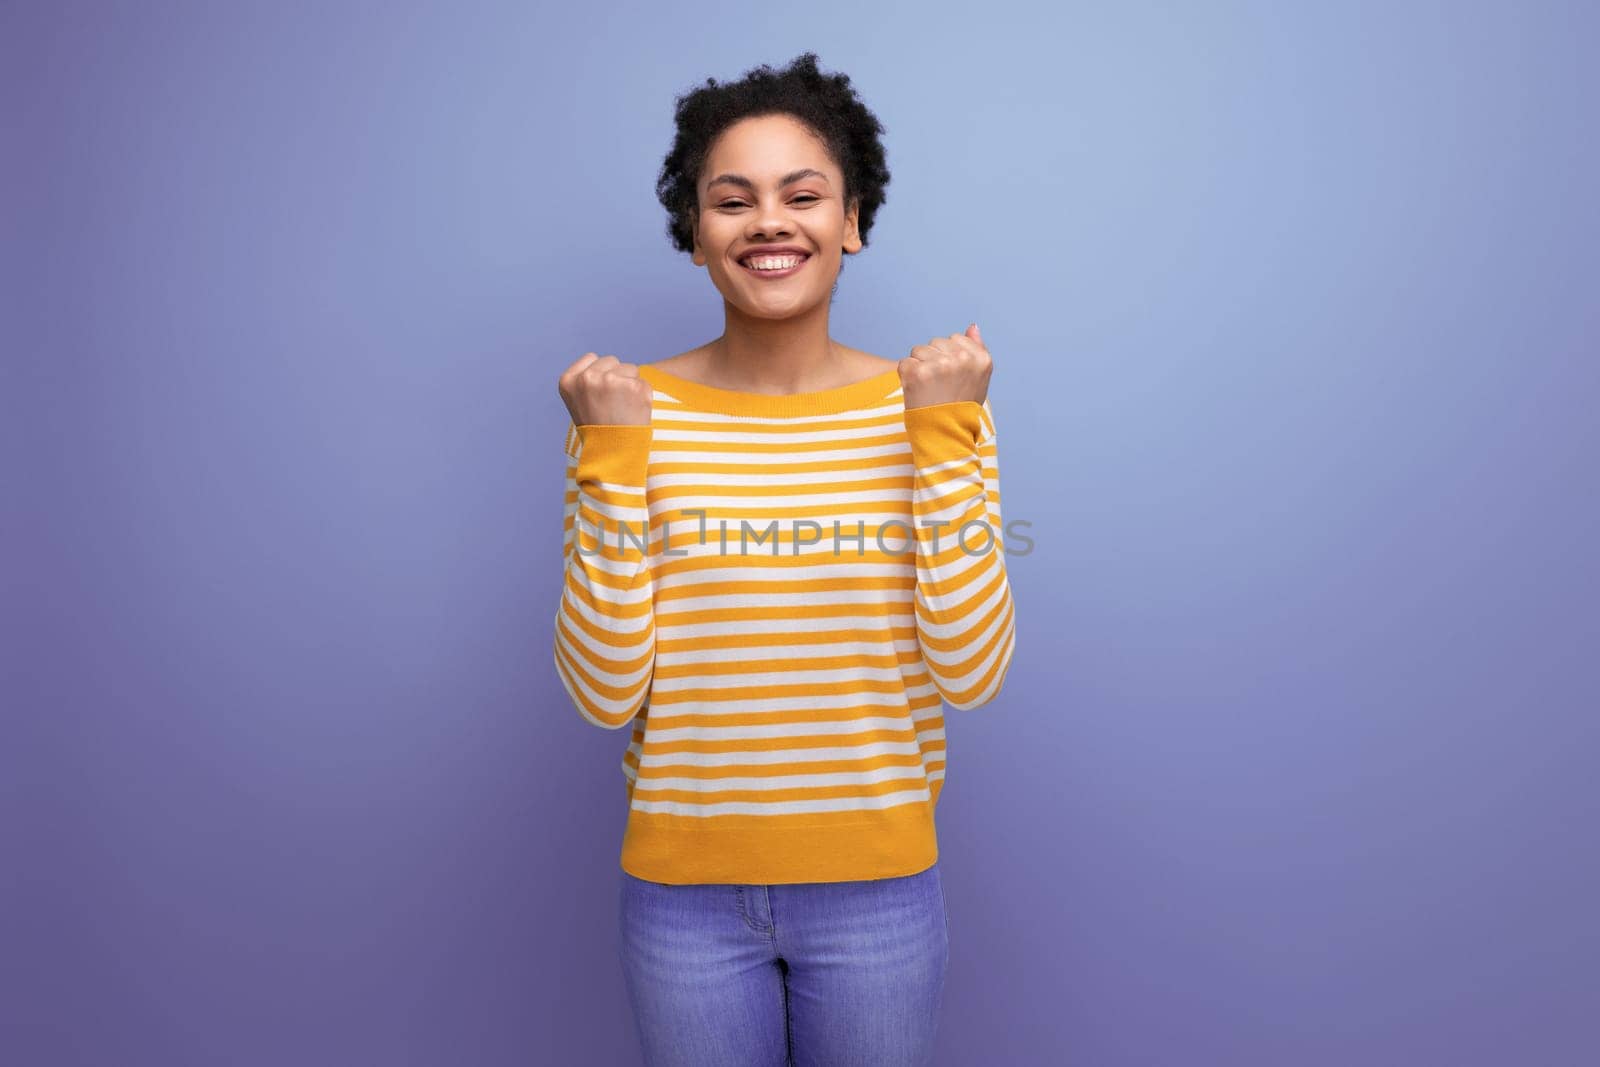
[
  {"left": 553, "top": 419, "right": 657, "bottom": 729},
  {"left": 902, "top": 397, "right": 1017, "bottom": 710}
]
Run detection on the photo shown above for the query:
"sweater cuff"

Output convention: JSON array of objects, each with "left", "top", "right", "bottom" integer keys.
[
  {"left": 575, "top": 424, "right": 653, "bottom": 487},
  {"left": 903, "top": 401, "right": 984, "bottom": 467}
]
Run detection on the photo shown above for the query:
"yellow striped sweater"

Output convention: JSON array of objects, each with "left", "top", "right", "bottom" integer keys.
[{"left": 554, "top": 362, "right": 1016, "bottom": 885}]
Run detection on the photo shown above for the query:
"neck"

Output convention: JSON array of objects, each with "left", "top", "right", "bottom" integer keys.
[{"left": 706, "top": 299, "right": 844, "bottom": 394}]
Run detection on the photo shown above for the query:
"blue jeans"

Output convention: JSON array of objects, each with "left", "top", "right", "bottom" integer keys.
[{"left": 617, "top": 860, "right": 951, "bottom": 1066}]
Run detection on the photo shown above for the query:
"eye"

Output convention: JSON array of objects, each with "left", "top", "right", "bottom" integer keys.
[{"left": 716, "top": 195, "right": 822, "bottom": 210}]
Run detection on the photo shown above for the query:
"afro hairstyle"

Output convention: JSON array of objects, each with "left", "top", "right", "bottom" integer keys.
[{"left": 655, "top": 52, "right": 891, "bottom": 275}]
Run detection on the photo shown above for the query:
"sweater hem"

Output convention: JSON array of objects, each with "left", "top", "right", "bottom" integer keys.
[{"left": 618, "top": 801, "right": 939, "bottom": 885}]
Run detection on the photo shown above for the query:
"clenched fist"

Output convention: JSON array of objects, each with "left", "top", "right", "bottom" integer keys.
[
  {"left": 898, "top": 323, "right": 993, "bottom": 410},
  {"left": 558, "top": 353, "right": 653, "bottom": 427}
]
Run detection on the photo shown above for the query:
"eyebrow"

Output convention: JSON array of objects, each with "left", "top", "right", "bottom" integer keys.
[{"left": 705, "top": 167, "right": 831, "bottom": 194}]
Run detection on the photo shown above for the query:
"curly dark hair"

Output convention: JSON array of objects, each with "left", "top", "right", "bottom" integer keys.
[{"left": 656, "top": 52, "right": 891, "bottom": 270}]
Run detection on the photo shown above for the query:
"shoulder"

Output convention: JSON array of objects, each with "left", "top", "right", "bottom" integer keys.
[
  {"left": 855, "top": 352, "right": 901, "bottom": 375},
  {"left": 834, "top": 344, "right": 899, "bottom": 380},
  {"left": 642, "top": 347, "right": 708, "bottom": 378}
]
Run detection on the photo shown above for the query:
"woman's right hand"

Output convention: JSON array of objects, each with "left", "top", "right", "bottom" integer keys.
[{"left": 558, "top": 353, "right": 653, "bottom": 427}]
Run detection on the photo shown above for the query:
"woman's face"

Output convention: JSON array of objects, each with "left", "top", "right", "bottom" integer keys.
[{"left": 691, "top": 113, "right": 861, "bottom": 319}]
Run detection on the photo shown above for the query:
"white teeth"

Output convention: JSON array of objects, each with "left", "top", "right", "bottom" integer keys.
[{"left": 742, "top": 255, "right": 806, "bottom": 271}]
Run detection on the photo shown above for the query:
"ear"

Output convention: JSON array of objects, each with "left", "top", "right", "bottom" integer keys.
[
  {"left": 689, "top": 209, "right": 706, "bottom": 265},
  {"left": 843, "top": 197, "right": 863, "bottom": 255}
]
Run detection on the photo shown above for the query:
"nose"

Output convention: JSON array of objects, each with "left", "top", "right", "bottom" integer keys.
[{"left": 748, "top": 198, "right": 793, "bottom": 241}]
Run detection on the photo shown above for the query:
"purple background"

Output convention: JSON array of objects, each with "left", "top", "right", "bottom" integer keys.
[{"left": 5, "top": 2, "right": 1596, "bottom": 1064}]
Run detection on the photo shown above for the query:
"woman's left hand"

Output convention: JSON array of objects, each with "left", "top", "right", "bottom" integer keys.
[{"left": 898, "top": 323, "right": 992, "bottom": 410}]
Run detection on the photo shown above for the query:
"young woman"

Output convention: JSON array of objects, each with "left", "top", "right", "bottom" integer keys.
[{"left": 553, "top": 52, "right": 1016, "bottom": 1066}]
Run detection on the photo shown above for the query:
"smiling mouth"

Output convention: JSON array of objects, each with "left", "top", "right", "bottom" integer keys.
[{"left": 738, "top": 253, "right": 810, "bottom": 278}]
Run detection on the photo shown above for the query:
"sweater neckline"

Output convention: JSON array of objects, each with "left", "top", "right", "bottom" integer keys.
[{"left": 637, "top": 362, "right": 903, "bottom": 417}]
